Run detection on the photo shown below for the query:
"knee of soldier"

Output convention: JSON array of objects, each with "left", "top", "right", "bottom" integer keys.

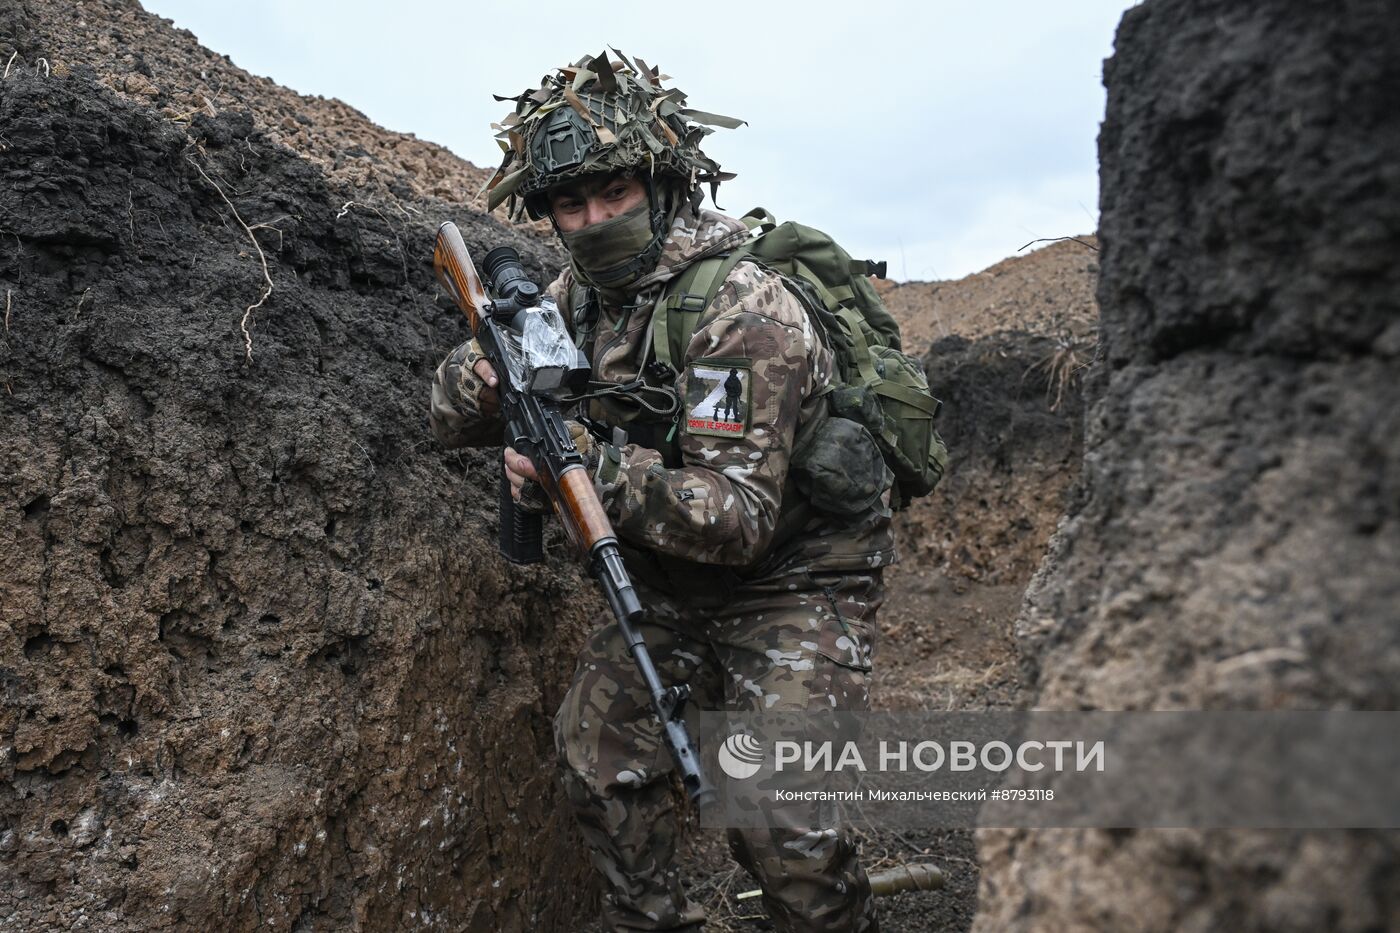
[
  {"left": 552, "top": 667, "right": 629, "bottom": 792},
  {"left": 553, "top": 626, "right": 619, "bottom": 773}
]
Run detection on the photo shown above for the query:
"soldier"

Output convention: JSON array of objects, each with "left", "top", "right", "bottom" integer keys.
[
  {"left": 719, "top": 367, "right": 744, "bottom": 423},
  {"left": 430, "top": 51, "right": 894, "bottom": 932}
]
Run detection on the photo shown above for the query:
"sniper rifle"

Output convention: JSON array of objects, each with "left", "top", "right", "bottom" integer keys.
[{"left": 432, "top": 222, "right": 716, "bottom": 811}]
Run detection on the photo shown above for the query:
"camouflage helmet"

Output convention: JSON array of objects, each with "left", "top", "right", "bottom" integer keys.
[{"left": 483, "top": 50, "right": 743, "bottom": 221}]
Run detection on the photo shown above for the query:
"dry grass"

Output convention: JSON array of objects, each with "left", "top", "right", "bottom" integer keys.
[
  {"left": 1025, "top": 331, "right": 1095, "bottom": 412},
  {"left": 876, "top": 657, "right": 1017, "bottom": 713}
]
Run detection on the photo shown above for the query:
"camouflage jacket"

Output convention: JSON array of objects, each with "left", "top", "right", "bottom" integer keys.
[{"left": 430, "top": 205, "right": 895, "bottom": 595}]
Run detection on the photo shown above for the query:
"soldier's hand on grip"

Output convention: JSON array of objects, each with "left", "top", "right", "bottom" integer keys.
[
  {"left": 505, "top": 421, "right": 598, "bottom": 512},
  {"left": 439, "top": 338, "right": 502, "bottom": 422},
  {"left": 504, "top": 446, "right": 546, "bottom": 514},
  {"left": 472, "top": 356, "right": 500, "bottom": 418}
]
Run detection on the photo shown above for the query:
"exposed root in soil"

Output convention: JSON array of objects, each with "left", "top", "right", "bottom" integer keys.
[
  {"left": 678, "top": 821, "right": 960, "bottom": 933},
  {"left": 187, "top": 153, "right": 273, "bottom": 364},
  {"left": 688, "top": 865, "right": 759, "bottom": 932},
  {"left": 338, "top": 198, "right": 410, "bottom": 285},
  {"left": 167, "top": 95, "right": 218, "bottom": 125}
]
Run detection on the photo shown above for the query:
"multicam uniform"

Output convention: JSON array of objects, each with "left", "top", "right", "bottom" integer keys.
[{"left": 431, "top": 204, "right": 894, "bottom": 933}]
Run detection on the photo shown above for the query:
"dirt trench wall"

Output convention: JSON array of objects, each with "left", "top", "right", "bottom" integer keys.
[
  {"left": 902, "top": 331, "right": 1089, "bottom": 588},
  {"left": 0, "top": 49, "right": 596, "bottom": 932},
  {"left": 975, "top": 1, "right": 1400, "bottom": 930}
]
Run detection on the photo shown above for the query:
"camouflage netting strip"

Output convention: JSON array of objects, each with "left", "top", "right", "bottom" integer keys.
[{"left": 483, "top": 49, "right": 744, "bottom": 218}]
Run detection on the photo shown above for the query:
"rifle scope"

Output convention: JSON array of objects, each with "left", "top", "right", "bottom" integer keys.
[{"left": 482, "top": 247, "right": 540, "bottom": 307}]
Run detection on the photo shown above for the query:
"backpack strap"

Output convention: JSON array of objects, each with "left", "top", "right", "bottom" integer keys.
[
  {"left": 794, "top": 258, "right": 855, "bottom": 312},
  {"left": 834, "top": 307, "right": 883, "bottom": 386},
  {"left": 741, "top": 207, "right": 778, "bottom": 233},
  {"left": 652, "top": 249, "right": 748, "bottom": 372},
  {"left": 874, "top": 378, "right": 943, "bottom": 416},
  {"left": 833, "top": 307, "right": 939, "bottom": 415},
  {"left": 651, "top": 209, "right": 777, "bottom": 372}
]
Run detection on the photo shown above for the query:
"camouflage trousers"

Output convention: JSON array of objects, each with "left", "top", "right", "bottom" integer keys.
[{"left": 554, "top": 570, "right": 884, "bottom": 932}]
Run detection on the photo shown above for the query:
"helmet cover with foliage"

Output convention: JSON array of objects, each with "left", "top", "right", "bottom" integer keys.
[{"left": 483, "top": 49, "right": 744, "bottom": 221}]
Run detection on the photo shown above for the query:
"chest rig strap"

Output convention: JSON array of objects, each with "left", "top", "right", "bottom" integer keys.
[
  {"left": 570, "top": 283, "right": 600, "bottom": 356},
  {"left": 566, "top": 282, "right": 681, "bottom": 421}
]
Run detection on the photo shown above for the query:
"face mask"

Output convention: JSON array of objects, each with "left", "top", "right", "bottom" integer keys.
[{"left": 560, "top": 202, "right": 659, "bottom": 291}]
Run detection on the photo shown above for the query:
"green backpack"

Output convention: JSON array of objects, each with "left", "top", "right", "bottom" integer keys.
[{"left": 652, "top": 208, "right": 948, "bottom": 510}]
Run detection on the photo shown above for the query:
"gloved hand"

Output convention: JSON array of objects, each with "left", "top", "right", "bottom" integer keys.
[
  {"left": 505, "top": 420, "right": 599, "bottom": 514},
  {"left": 445, "top": 338, "right": 500, "bottom": 420},
  {"left": 567, "top": 419, "right": 600, "bottom": 472}
]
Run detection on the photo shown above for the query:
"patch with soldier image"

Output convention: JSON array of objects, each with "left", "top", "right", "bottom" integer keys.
[{"left": 684, "top": 360, "right": 752, "bottom": 438}]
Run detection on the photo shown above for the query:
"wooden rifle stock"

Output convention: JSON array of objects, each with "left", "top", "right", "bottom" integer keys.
[{"left": 432, "top": 222, "right": 488, "bottom": 335}]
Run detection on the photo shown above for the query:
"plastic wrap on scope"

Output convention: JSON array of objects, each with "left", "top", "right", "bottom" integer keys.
[{"left": 500, "top": 298, "right": 576, "bottom": 391}]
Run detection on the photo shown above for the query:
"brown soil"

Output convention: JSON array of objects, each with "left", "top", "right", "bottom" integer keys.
[
  {"left": 87, "top": 1, "right": 489, "bottom": 200},
  {"left": 881, "top": 237, "right": 1099, "bottom": 357},
  {"left": 11, "top": 0, "right": 558, "bottom": 237},
  {"left": 2, "top": 1, "right": 587, "bottom": 930}
]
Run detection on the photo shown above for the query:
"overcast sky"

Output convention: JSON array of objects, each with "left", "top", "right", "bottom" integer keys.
[{"left": 142, "top": 0, "right": 1135, "bottom": 282}]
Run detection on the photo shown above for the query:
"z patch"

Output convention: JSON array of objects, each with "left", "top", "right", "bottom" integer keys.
[{"left": 684, "top": 360, "right": 752, "bottom": 438}]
